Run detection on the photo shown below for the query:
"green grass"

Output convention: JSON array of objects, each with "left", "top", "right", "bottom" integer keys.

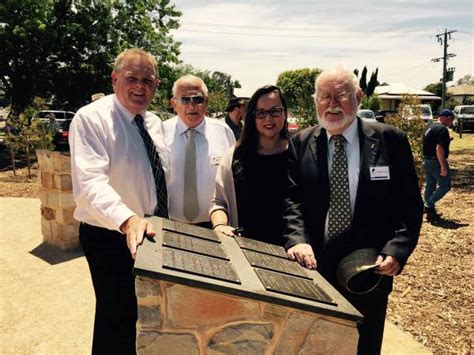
[{"left": 450, "top": 132, "right": 474, "bottom": 151}]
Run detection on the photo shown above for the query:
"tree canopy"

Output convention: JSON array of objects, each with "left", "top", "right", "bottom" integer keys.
[
  {"left": 456, "top": 74, "right": 474, "bottom": 86},
  {"left": 276, "top": 68, "right": 321, "bottom": 127},
  {"left": 0, "top": 0, "right": 182, "bottom": 114}
]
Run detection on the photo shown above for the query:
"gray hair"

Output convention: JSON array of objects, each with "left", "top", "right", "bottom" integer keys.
[{"left": 172, "top": 74, "right": 209, "bottom": 97}]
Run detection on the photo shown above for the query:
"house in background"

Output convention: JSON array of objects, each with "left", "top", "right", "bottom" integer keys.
[
  {"left": 447, "top": 85, "right": 474, "bottom": 104},
  {"left": 374, "top": 83, "right": 441, "bottom": 110}
]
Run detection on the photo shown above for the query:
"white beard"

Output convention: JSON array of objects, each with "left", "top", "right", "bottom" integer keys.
[{"left": 317, "top": 107, "right": 354, "bottom": 132}]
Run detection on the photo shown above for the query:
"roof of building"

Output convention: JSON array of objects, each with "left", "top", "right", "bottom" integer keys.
[
  {"left": 374, "top": 83, "right": 441, "bottom": 100},
  {"left": 447, "top": 84, "right": 474, "bottom": 96}
]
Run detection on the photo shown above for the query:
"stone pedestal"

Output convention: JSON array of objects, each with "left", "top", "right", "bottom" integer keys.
[
  {"left": 37, "top": 150, "right": 79, "bottom": 251},
  {"left": 134, "top": 218, "right": 362, "bottom": 354}
]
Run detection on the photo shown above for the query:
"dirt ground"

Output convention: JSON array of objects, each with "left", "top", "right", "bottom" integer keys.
[{"left": 0, "top": 143, "right": 473, "bottom": 354}]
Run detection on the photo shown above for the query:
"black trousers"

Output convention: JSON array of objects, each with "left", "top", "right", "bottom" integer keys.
[
  {"left": 344, "top": 289, "right": 388, "bottom": 355},
  {"left": 79, "top": 223, "right": 137, "bottom": 355}
]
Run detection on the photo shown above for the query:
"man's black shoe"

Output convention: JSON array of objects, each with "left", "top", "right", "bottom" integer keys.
[{"left": 425, "top": 206, "right": 440, "bottom": 223}]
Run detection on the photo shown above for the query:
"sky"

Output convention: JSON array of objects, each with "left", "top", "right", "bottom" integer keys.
[{"left": 170, "top": 0, "right": 473, "bottom": 96}]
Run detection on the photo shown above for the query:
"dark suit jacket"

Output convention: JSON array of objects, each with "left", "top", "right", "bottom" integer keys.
[{"left": 283, "top": 118, "right": 423, "bottom": 294}]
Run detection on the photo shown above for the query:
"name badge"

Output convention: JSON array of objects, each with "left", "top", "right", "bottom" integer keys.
[
  {"left": 211, "top": 155, "right": 222, "bottom": 166},
  {"left": 370, "top": 166, "right": 390, "bottom": 180}
]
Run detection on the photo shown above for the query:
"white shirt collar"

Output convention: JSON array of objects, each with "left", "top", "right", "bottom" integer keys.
[
  {"left": 176, "top": 116, "right": 207, "bottom": 136},
  {"left": 326, "top": 117, "right": 358, "bottom": 144},
  {"left": 113, "top": 95, "right": 146, "bottom": 124}
]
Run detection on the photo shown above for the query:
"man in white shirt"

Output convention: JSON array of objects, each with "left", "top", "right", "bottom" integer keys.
[
  {"left": 163, "top": 74, "right": 235, "bottom": 227},
  {"left": 69, "top": 48, "right": 168, "bottom": 354}
]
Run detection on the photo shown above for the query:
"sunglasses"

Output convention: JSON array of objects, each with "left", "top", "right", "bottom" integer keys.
[
  {"left": 177, "top": 95, "right": 206, "bottom": 105},
  {"left": 254, "top": 107, "right": 285, "bottom": 119}
]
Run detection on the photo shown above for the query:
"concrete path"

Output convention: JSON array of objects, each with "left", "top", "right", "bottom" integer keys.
[{"left": 0, "top": 197, "right": 431, "bottom": 354}]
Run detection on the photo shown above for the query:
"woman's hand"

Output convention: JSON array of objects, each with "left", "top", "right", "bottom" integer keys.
[{"left": 213, "top": 224, "right": 237, "bottom": 238}]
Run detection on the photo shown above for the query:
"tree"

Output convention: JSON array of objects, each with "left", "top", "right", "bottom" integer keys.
[
  {"left": 3, "top": 97, "right": 52, "bottom": 177},
  {"left": 360, "top": 95, "right": 381, "bottom": 112},
  {"left": 0, "top": 0, "right": 182, "bottom": 114},
  {"left": 366, "top": 68, "right": 379, "bottom": 97},
  {"left": 359, "top": 67, "right": 368, "bottom": 95},
  {"left": 356, "top": 66, "right": 379, "bottom": 96},
  {"left": 456, "top": 74, "right": 474, "bottom": 86},
  {"left": 385, "top": 95, "right": 427, "bottom": 188},
  {"left": 423, "top": 82, "right": 444, "bottom": 113},
  {"left": 276, "top": 68, "right": 322, "bottom": 127}
]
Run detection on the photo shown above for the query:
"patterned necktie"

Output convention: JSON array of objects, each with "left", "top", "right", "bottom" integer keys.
[
  {"left": 327, "top": 135, "right": 352, "bottom": 238},
  {"left": 134, "top": 115, "right": 168, "bottom": 218},
  {"left": 183, "top": 128, "right": 199, "bottom": 221}
]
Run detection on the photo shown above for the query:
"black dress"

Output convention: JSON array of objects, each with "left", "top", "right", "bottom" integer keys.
[{"left": 234, "top": 150, "right": 289, "bottom": 246}]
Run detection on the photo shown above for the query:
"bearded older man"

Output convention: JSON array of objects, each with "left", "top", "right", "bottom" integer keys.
[{"left": 283, "top": 67, "right": 423, "bottom": 354}]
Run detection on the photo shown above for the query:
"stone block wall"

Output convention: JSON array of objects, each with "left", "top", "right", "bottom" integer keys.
[
  {"left": 136, "top": 276, "right": 358, "bottom": 354},
  {"left": 37, "top": 150, "right": 79, "bottom": 251}
]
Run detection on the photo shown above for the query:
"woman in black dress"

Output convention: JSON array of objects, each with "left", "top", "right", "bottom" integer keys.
[{"left": 210, "top": 85, "right": 290, "bottom": 245}]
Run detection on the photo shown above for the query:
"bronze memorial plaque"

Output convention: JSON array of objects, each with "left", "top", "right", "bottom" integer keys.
[
  {"left": 162, "top": 219, "right": 219, "bottom": 242},
  {"left": 162, "top": 247, "right": 240, "bottom": 284},
  {"left": 243, "top": 249, "right": 311, "bottom": 279},
  {"left": 255, "top": 268, "right": 335, "bottom": 305},
  {"left": 162, "top": 231, "right": 228, "bottom": 260},
  {"left": 235, "top": 236, "right": 287, "bottom": 258}
]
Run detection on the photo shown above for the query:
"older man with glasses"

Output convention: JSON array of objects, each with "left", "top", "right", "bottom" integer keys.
[
  {"left": 163, "top": 74, "right": 236, "bottom": 228},
  {"left": 283, "top": 67, "right": 423, "bottom": 354}
]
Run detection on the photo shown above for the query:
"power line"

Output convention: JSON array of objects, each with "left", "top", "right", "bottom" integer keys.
[
  {"left": 457, "top": 30, "right": 474, "bottom": 35},
  {"left": 181, "top": 21, "right": 436, "bottom": 34},
  {"left": 176, "top": 28, "right": 434, "bottom": 39}
]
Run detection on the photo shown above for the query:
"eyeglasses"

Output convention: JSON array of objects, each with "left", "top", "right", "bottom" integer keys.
[
  {"left": 177, "top": 95, "right": 206, "bottom": 105},
  {"left": 315, "top": 92, "right": 351, "bottom": 105},
  {"left": 254, "top": 107, "right": 285, "bottom": 119}
]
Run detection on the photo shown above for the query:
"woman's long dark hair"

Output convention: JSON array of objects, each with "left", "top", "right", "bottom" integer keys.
[{"left": 233, "top": 85, "right": 289, "bottom": 169}]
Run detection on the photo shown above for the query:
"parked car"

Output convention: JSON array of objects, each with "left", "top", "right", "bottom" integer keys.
[
  {"left": 32, "top": 110, "right": 75, "bottom": 122},
  {"left": 32, "top": 110, "right": 75, "bottom": 150},
  {"left": 374, "top": 110, "right": 397, "bottom": 123},
  {"left": 452, "top": 105, "right": 474, "bottom": 132},
  {"left": 401, "top": 104, "right": 433, "bottom": 125},
  {"left": 287, "top": 116, "right": 300, "bottom": 134},
  {"left": 357, "top": 109, "right": 377, "bottom": 122},
  {"left": 52, "top": 118, "right": 73, "bottom": 149}
]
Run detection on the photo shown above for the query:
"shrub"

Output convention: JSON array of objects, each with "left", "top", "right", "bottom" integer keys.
[{"left": 385, "top": 95, "right": 426, "bottom": 188}]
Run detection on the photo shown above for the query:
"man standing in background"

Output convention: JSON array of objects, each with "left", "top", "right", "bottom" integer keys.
[
  {"left": 423, "top": 108, "right": 454, "bottom": 222},
  {"left": 224, "top": 96, "right": 248, "bottom": 140}
]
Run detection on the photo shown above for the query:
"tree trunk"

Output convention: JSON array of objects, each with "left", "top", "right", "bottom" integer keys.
[{"left": 9, "top": 146, "right": 16, "bottom": 176}]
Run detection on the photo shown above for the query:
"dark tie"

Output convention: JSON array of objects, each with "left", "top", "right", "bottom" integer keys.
[
  {"left": 134, "top": 115, "right": 168, "bottom": 218},
  {"left": 327, "top": 135, "right": 351, "bottom": 238},
  {"left": 183, "top": 128, "right": 199, "bottom": 221}
]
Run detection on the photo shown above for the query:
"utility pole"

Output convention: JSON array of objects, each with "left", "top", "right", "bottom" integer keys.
[{"left": 431, "top": 29, "right": 456, "bottom": 109}]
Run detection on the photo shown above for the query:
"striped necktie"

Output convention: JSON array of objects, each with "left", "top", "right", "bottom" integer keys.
[
  {"left": 134, "top": 115, "right": 168, "bottom": 218},
  {"left": 327, "top": 135, "right": 352, "bottom": 238}
]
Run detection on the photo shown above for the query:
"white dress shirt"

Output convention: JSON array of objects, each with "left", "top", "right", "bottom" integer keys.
[
  {"left": 325, "top": 117, "right": 360, "bottom": 234},
  {"left": 163, "top": 116, "right": 236, "bottom": 223},
  {"left": 70, "top": 94, "right": 169, "bottom": 232}
]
